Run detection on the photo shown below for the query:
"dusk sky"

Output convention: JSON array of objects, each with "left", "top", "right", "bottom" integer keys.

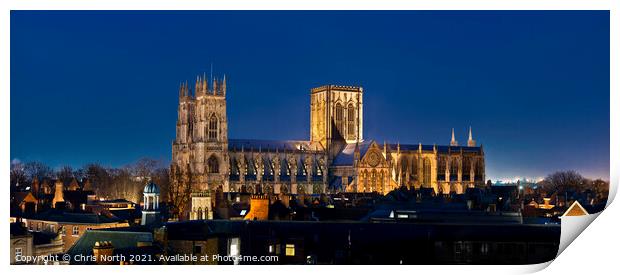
[{"left": 10, "top": 11, "right": 610, "bottom": 181}]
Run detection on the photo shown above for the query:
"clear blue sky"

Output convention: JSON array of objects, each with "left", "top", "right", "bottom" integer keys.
[{"left": 10, "top": 11, "right": 610, "bottom": 181}]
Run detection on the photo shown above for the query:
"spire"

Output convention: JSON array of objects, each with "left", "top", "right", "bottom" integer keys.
[
  {"left": 383, "top": 140, "right": 387, "bottom": 155},
  {"left": 450, "top": 128, "right": 458, "bottom": 146},
  {"left": 195, "top": 75, "right": 201, "bottom": 95},
  {"left": 467, "top": 126, "right": 476, "bottom": 147},
  {"left": 203, "top": 72, "right": 208, "bottom": 94},
  {"left": 222, "top": 74, "right": 227, "bottom": 96},
  {"left": 213, "top": 78, "right": 218, "bottom": 95}
]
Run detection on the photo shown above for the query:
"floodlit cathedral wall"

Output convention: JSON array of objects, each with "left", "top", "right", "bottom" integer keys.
[{"left": 171, "top": 74, "right": 485, "bottom": 204}]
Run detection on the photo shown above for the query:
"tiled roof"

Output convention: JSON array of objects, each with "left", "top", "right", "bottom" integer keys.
[
  {"left": 66, "top": 230, "right": 153, "bottom": 264},
  {"left": 229, "top": 139, "right": 324, "bottom": 152},
  {"left": 22, "top": 209, "right": 124, "bottom": 224}
]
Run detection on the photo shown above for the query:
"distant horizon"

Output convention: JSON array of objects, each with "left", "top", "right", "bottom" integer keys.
[{"left": 11, "top": 11, "right": 610, "bottom": 181}]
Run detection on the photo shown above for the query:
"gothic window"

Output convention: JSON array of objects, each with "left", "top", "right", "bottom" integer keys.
[
  {"left": 347, "top": 103, "right": 355, "bottom": 139},
  {"left": 362, "top": 170, "right": 369, "bottom": 192},
  {"left": 437, "top": 156, "right": 447, "bottom": 181},
  {"left": 463, "top": 157, "right": 471, "bottom": 173},
  {"left": 197, "top": 207, "right": 203, "bottom": 220},
  {"left": 423, "top": 158, "right": 431, "bottom": 185},
  {"left": 475, "top": 159, "right": 484, "bottom": 175},
  {"left": 208, "top": 155, "right": 219, "bottom": 173},
  {"left": 370, "top": 170, "right": 377, "bottom": 192},
  {"left": 462, "top": 157, "right": 471, "bottom": 181},
  {"left": 411, "top": 157, "right": 419, "bottom": 181},
  {"left": 450, "top": 157, "right": 459, "bottom": 181},
  {"left": 400, "top": 157, "right": 408, "bottom": 180},
  {"left": 335, "top": 103, "right": 344, "bottom": 136},
  {"left": 208, "top": 113, "right": 218, "bottom": 141},
  {"left": 378, "top": 171, "right": 384, "bottom": 193}
]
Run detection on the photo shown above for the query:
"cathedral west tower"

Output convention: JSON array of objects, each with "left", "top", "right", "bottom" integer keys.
[{"left": 172, "top": 75, "right": 229, "bottom": 194}]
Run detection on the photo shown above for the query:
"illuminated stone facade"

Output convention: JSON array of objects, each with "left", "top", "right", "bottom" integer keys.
[{"left": 170, "top": 75, "right": 485, "bottom": 198}]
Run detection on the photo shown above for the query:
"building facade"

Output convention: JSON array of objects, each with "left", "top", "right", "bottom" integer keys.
[{"left": 170, "top": 75, "right": 485, "bottom": 202}]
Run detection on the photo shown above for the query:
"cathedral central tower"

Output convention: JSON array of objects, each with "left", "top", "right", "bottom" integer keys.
[{"left": 310, "top": 85, "right": 363, "bottom": 152}]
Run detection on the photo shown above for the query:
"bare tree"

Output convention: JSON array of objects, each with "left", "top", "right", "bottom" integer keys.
[
  {"left": 152, "top": 167, "right": 170, "bottom": 201},
  {"left": 130, "top": 158, "right": 161, "bottom": 183},
  {"left": 83, "top": 163, "right": 111, "bottom": 197},
  {"left": 10, "top": 160, "right": 27, "bottom": 189},
  {"left": 24, "top": 161, "right": 53, "bottom": 182},
  {"left": 73, "top": 168, "right": 86, "bottom": 181},
  {"left": 56, "top": 165, "right": 74, "bottom": 184},
  {"left": 168, "top": 164, "right": 192, "bottom": 220},
  {"left": 540, "top": 170, "right": 584, "bottom": 194},
  {"left": 108, "top": 167, "right": 141, "bottom": 203}
]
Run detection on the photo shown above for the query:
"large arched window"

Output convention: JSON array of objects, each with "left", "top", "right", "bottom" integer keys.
[
  {"left": 400, "top": 157, "right": 408, "bottom": 182},
  {"left": 378, "top": 171, "right": 384, "bottom": 193},
  {"left": 208, "top": 155, "right": 219, "bottom": 173},
  {"left": 347, "top": 103, "right": 355, "bottom": 139},
  {"left": 450, "top": 157, "right": 459, "bottom": 175},
  {"left": 208, "top": 113, "right": 218, "bottom": 141},
  {"left": 370, "top": 170, "right": 377, "bottom": 192},
  {"left": 362, "top": 170, "right": 369, "bottom": 192},
  {"left": 463, "top": 157, "right": 471, "bottom": 173},
  {"left": 462, "top": 157, "right": 471, "bottom": 181},
  {"left": 475, "top": 159, "right": 484, "bottom": 175},
  {"left": 437, "top": 156, "right": 447, "bottom": 181},
  {"left": 335, "top": 103, "right": 344, "bottom": 135},
  {"left": 411, "top": 157, "right": 418, "bottom": 181},
  {"left": 423, "top": 158, "right": 431, "bottom": 185}
]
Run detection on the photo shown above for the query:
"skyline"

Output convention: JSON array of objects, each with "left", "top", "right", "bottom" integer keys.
[{"left": 10, "top": 11, "right": 610, "bottom": 181}]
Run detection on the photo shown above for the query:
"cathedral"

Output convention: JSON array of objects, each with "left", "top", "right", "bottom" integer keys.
[{"left": 170, "top": 75, "right": 486, "bottom": 204}]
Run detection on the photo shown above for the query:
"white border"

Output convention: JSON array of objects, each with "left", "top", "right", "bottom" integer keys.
[{"left": 2, "top": 1, "right": 617, "bottom": 274}]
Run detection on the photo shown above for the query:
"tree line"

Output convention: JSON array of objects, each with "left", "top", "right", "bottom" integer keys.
[
  {"left": 538, "top": 170, "right": 609, "bottom": 196},
  {"left": 10, "top": 158, "right": 170, "bottom": 204}
]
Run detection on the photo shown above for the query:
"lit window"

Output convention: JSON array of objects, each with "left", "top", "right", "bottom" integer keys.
[
  {"left": 60, "top": 226, "right": 66, "bottom": 235},
  {"left": 335, "top": 103, "right": 344, "bottom": 134},
  {"left": 72, "top": 226, "right": 79, "bottom": 236},
  {"left": 37, "top": 223, "right": 41, "bottom": 231},
  {"left": 481, "top": 243, "right": 489, "bottom": 255},
  {"left": 285, "top": 244, "right": 295, "bottom": 256},
  {"left": 229, "top": 238, "right": 240, "bottom": 265},
  {"left": 15, "top": 247, "right": 22, "bottom": 258},
  {"left": 268, "top": 245, "right": 274, "bottom": 253},
  {"left": 208, "top": 114, "right": 218, "bottom": 141},
  {"left": 50, "top": 224, "right": 56, "bottom": 233},
  {"left": 208, "top": 155, "right": 219, "bottom": 173},
  {"left": 347, "top": 103, "right": 355, "bottom": 139}
]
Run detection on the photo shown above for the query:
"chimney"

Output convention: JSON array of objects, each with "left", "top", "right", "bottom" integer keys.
[
  {"left": 52, "top": 179, "right": 65, "bottom": 208},
  {"left": 93, "top": 241, "right": 114, "bottom": 264}
]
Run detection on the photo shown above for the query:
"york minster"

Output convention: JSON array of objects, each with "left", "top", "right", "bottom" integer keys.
[{"left": 170, "top": 76, "right": 486, "bottom": 199}]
